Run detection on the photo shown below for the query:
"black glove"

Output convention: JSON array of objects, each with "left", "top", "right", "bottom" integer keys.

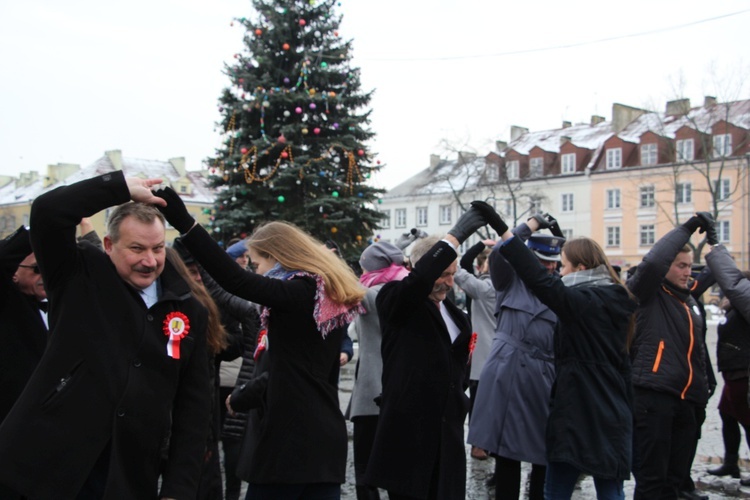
[
  {"left": 152, "top": 187, "right": 196, "bottom": 234},
  {"left": 447, "top": 206, "right": 487, "bottom": 245},
  {"left": 683, "top": 211, "right": 714, "bottom": 235},
  {"left": 546, "top": 214, "right": 565, "bottom": 238},
  {"left": 470, "top": 201, "right": 508, "bottom": 236},
  {"left": 700, "top": 213, "right": 719, "bottom": 246},
  {"left": 527, "top": 213, "right": 551, "bottom": 229}
]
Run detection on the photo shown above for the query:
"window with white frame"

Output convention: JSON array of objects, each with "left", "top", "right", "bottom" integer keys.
[
  {"left": 606, "top": 226, "right": 621, "bottom": 247},
  {"left": 676, "top": 138, "right": 695, "bottom": 162},
  {"left": 562, "top": 229, "right": 573, "bottom": 240},
  {"left": 485, "top": 163, "right": 499, "bottom": 182},
  {"left": 639, "top": 185, "right": 655, "bottom": 208},
  {"left": 416, "top": 207, "right": 428, "bottom": 227},
  {"left": 395, "top": 208, "right": 406, "bottom": 228},
  {"left": 506, "top": 160, "right": 519, "bottom": 180},
  {"left": 530, "top": 157, "right": 543, "bottom": 177},
  {"left": 380, "top": 209, "right": 391, "bottom": 229},
  {"left": 641, "top": 143, "right": 658, "bottom": 166},
  {"left": 718, "top": 220, "right": 730, "bottom": 243},
  {"left": 561, "top": 193, "right": 574, "bottom": 212},
  {"left": 439, "top": 205, "right": 452, "bottom": 225},
  {"left": 676, "top": 182, "right": 692, "bottom": 204},
  {"left": 714, "top": 178, "right": 731, "bottom": 200},
  {"left": 503, "top": 199, "right": 513, "bottom": 218},
  {"left": 606, "top": 188, "right": 621, "bottom": 209},
  {"left": 713, "top": 133, "right": 733, "bottom": 158},
  {"left": 640, "top": 224, "right": 656, "bottom": 246},
  {"left": 529, "top": 197, "right": 542, "bottom": 214},
  {"left": 562, "top": 153, "right": 576, "bottom": 174},
  {"left": 606, "top": 148, "right": 622, "bottom": 169}
]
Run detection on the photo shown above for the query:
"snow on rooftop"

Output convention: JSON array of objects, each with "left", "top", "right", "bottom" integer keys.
[{"left": 0, "top": 152, "right": 215, "bottom": 205}]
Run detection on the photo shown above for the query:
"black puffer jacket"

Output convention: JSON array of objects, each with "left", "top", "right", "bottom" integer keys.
[
  {"left": 627, "top": 224, "right": 709, "bottom": 405},
  {"left": 706, "top": 245, "right": 750, "bottom": 374}
]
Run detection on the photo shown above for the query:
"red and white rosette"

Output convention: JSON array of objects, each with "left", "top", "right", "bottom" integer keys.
[
  {"left": 468, "top": 332, "right": 478, "bottom": 364},
  {"left": 163, "top": 311, "right": 190, "bottom": 359},
  {"left": 253, "top": 329, "right": 268, "bottom": 361}
]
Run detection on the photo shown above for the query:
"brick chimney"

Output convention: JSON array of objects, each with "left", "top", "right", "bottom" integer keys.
[
  {"left": 510, "top": 125, "right": 529, "bottom": 142},
  {"left": 562, "top": 121, "right": 572, "bottom": 129},
  {"left": 429, "top": 154, "right": 441, "bottom": 168},
  {"left": 495, "top": 140, "right": 508, "bottom": 152},
  {"left": 45, "top": 163, "right": 80, "bottom": 188},
  {"left": 665, "top": 98, "right": 691, "bottom": 115},
  {"left": 169, "top": 157, "right": 187, "bottom": 177},
  {"left": 105, "top": 150, "right": 123, "bottom": 170},
  {"left": 612, "top": 103, "right": 647, "bottom": 134},
  {"left": 704, "top": 96, "right": 717, "bottom": 108},
  {"left": 591, "top": 115, "right": 605, "bottom": 125}
]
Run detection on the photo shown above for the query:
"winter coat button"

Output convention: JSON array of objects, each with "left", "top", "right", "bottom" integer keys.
[
  {"left": 146, "top": 314, "right": 154, "bottom": 321},
  {"left": 133, "top": 359, "right": 142, "bottom": 368},
  {"left": 117, "top": 409, "right": 125, "bottom": 417}
]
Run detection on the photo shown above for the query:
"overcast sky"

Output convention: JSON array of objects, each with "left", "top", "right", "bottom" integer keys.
[{"left": 0, "top": 0, "right": 748, "bottom": 189}]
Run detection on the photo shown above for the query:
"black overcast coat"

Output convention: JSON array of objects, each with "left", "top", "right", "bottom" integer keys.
[
  {"left": 0, "top": 172, "right": 211, "bottom": 499},
  {"left": 365, "top": 241, "right": 471, "bottom": 499},
  {"left": 0, "top": 226, "right": 48, "bottom": 424}
]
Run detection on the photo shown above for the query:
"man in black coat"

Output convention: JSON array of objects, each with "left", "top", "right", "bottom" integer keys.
[
  {"left": 365, "top": 204, "right": 491, "bottom": 500},
  {"left": 0, "top": 171, "right": 211, "bottom": 499},
  {"left": 0, "top": 227, "right": 48, "bottom": 426}
]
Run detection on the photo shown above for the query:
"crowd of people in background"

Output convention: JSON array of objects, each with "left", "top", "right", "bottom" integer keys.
[{"left": 1, "top": 170, "right": 748, "bottom": 500}]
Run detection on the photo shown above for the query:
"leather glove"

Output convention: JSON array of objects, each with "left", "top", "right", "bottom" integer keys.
[
  {"left": 447, "top": 205, "right": 487, "bottom": 245},
  {"left": 152, "top": 187, "right": 196, "bottom": 234},
  {"left": 527, "top": 213, "right": 551, "bottom": 229},
  {"left": 470, "top": 201, "right": 508, "bottom": 236},
  {"left": 699, "top": 213, "right": 720, "bottom": 245},
  {"left": 683, "top": 211, "right": 714, "bottom": 235},
  {"left": 546, "top": 214, "right": 565, "bottom": 238}
]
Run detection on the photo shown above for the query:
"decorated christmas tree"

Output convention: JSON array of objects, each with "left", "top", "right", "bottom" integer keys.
[{"left": 207, "top": 0, "right": 385, "bottom": 261}]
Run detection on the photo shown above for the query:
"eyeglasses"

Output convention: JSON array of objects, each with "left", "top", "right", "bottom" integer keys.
[{"left": 18, "top": 264, "right": 40, "bottom": 274}]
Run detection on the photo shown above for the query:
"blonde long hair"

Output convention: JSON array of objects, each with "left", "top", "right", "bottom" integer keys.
[{"left": 248, "top": 221, "right": 365, "bottom": 306}]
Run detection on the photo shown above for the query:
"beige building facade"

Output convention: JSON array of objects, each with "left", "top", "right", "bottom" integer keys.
[{"left": 0, "top": 150, "right": 215, "bottom": 242}]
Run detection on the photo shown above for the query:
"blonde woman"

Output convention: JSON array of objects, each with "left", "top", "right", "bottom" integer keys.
[{"left": 154, "top": 187, "right": 364, "bottom": 500}]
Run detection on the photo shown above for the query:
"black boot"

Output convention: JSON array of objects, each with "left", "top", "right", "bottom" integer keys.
[
  {"left": 708, "top": 453, "right": 740, "bottom": 478},
  {"left": 355, "top": 485, "right": 381, "bottom": 500}
]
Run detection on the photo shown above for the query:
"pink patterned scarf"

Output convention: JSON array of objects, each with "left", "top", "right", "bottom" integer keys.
[
  {"left": 359, "top": 263, "right": 410, "bottom": 288},
  {"left": 260, "top": 270, "right": 364, "bottom": 339}
]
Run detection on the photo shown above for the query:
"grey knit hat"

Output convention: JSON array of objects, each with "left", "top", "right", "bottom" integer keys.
[{"left": 359, "top": 241, "right": 404, "bottom": 272}]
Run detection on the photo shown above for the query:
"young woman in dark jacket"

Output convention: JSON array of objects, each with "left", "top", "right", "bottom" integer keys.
[
  {"left": 472, "top": 202, "right": 637, "bottom": 500},
  {"left": 154, "top": 188, "right": 365, "bottom": 500}
]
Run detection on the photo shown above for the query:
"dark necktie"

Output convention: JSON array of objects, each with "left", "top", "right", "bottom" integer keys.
[{"left": 38, "top": 301, "right": 48, "bottom": 313}]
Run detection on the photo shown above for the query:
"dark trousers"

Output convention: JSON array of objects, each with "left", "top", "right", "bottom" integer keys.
[
  {"left": 245, "top": 482, "right": 340, "bottom": 500},
  {"left": 633, "top": 387, "right": 698, "bottom": 500},
  {"left": 680, "top": 404, "right": 706, "bottom": 493},
  {"left": 494, "top": 455, "right": 545, "bottom": 500},
  {"left": 223, "top": 437, "right": 243, "bottom": 500},
  {"left": 353, "top": 415, "right": 380, "bottom": 499}
]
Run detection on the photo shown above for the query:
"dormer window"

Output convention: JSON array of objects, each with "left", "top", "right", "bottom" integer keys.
[
  {"left": 713, "top": 134, "right": 732, "bottom": 158},
  {"left": 641, "top": 143, "right": 658, "bottom": 166},
  {"left": 606, "top": 148, "right": 622, "bottom": 169},
  {"left": 676, "top": 139, "right": 694, "bottom": 161},
  {"left": 506, "top": 160, "right": 519, "bottom": 180},
  {"left": 485, "top": 163, "right": 499, "bottom": 182},
  {"left": 561, "top": 153, "right": 576, "bottom": 174},
  {"left": 529, "top": 157, "right": 543, "bottom": 177}
]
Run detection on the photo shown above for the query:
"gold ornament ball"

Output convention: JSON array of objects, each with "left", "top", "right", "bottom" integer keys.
[{"left": 331, "top": 227, "right": 338, "bottom": 234}]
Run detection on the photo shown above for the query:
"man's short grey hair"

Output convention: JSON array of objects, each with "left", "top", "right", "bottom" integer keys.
[
  {"left": 107, "top": 202, "right": 166, "bottom": 243},
  {"left": 409, "top": 235, "right": 444, "bottom": 266}
]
